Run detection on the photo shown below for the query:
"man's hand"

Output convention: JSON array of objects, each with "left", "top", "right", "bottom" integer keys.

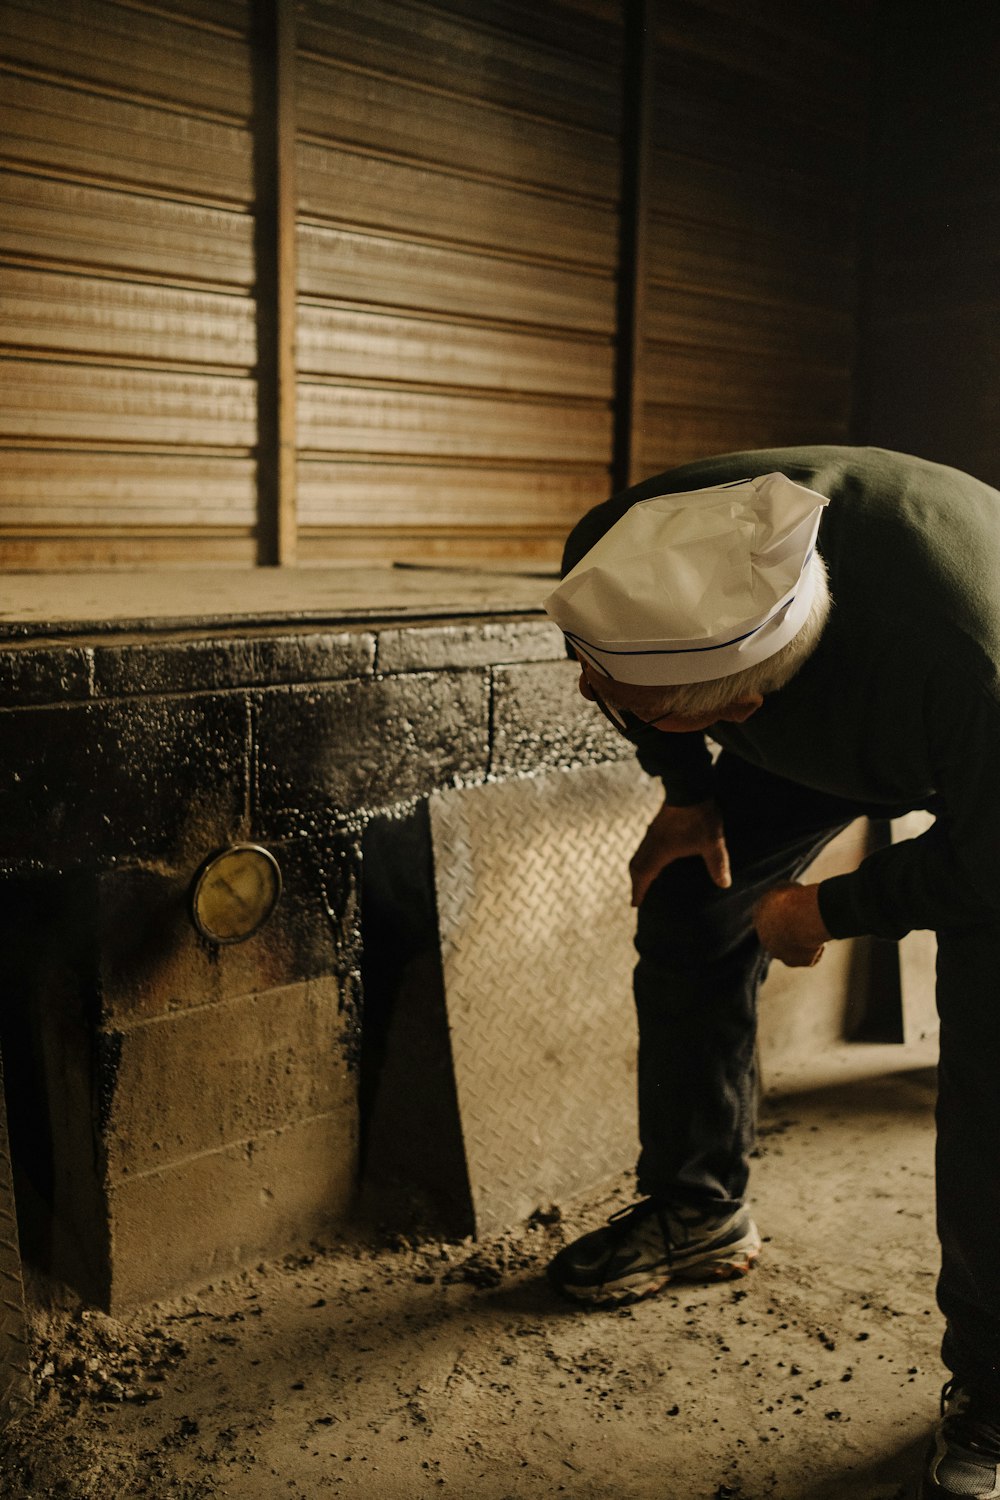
[
  {"left": 753, "top": 882, "right": 831, "bottom": 967},
  {"left": 630, "top": 799, "right": 731, "bottom": 907}
]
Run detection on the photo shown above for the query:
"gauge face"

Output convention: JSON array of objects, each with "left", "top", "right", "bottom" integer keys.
[{"left": 191, "top": 844, "right": 282, "bottom": 944}]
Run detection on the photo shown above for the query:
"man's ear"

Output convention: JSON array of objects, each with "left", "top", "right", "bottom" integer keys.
[{"left": 719, "top": 695, "right": 764, "bottom": 723}]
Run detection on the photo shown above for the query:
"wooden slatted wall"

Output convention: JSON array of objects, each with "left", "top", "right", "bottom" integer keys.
[
  {"left": 636, "top": 0, "right": 872, "bottom": 480},
  {"left": 293, "top": 0, "right": 623, "bottom": 562},
  {"left": 0, "top": 0, "right": 258, "bottom": 567},
  {"left": 863, "top": 2, "right": 1000, "bottom": 488},
  {"left": 0, "top": 0, "right": 879, "bottom": 570}
]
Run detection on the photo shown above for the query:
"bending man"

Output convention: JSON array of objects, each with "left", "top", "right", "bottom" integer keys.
[{"left": 543, "top": 445, "right": 1000, "bottom": 1500}]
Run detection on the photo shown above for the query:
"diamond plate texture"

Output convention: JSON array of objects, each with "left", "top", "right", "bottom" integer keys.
[{"left": 430, "top": 762, "right": 663, "bottom": 1237}]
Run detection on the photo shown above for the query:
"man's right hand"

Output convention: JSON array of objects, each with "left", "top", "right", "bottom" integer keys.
[{"left": 630, "top": 798, "right": 732, "bottom": 907}]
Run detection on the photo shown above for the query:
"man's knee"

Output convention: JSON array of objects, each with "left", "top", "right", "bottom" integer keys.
[{"left": 635, "top": 859, "right": 758, "bottom": 967}]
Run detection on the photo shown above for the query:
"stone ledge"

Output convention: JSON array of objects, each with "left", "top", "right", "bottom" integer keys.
[{"left": 0, "top": 616, "right": 566, "bottom": 709}]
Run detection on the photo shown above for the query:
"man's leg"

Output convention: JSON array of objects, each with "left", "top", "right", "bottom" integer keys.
[
  {"left": 549, "top": 752, "right": 871, "bottom": 1303},
  {"left": 919, "top": 918, "right": 1000, "bottom": 1497},
  {"left": 633, "top": 750, "right": 867, "bottom": 1210},
  {"left": 936, "top": 919, "right": 1000, "bottom": 1399}
]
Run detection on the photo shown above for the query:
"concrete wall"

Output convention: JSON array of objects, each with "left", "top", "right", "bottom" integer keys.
[
  {"left": 0, "top": 603, "right": 902, "bottom": 1311},
  {"left": 0, "top": 612, "right": 632, "bottom": 1309}
]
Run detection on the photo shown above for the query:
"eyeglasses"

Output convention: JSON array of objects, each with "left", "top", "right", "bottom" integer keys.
[{"left": 587, "top": 680, "right": 676, "bottom": 734}]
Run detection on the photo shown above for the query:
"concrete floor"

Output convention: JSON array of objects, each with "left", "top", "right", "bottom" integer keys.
[{"left": 2, "top": 1039, "right": 943, "bottom": 1500}]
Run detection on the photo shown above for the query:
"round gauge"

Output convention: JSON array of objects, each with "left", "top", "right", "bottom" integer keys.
[{"left": 190, "top": 844, "right": 282, "bottom": 945}]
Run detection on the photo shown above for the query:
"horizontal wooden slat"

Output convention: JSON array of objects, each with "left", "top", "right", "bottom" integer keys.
[
  {"left": 297, "top": 302, "right": 612, "bottom": 398},
  {"left": 0, "top": 359, "right": 256, "bottom": 445},
  {"left": 0, "top": 266, "right": 256, "bottom": 367},
  {"left": 648, "top": 148, "right": 857, "bottom": 252},
  {"left": 298, "top": 56, "right": 617, "bottom": 202},
  {"left": 298, "top": 458, "right": 609, "bottom": 527},
  {"left": 634, "top": 0, "right": 866, "bottom": 488},
  {"left": 0, "top": 70, "right": 253, "bottom": 204},
  {"left": 408, "top": 0, "right": 622, "bottom": 66},
  {"left": 0, "top": 171, "right": 254, "bottom": 286},
  {"left": 122, "top": 0, "right": 250, "bottom": 34},
  {"left": 0, "top": 532, "right": 257, "bottom": 568},
  {"left": 637, "top": 410, "right": 852, "bottom": 482},
  {"left": 655, "top": 0, "right": 871, "bottom": 105},
  {"left": 298, "top": 529, "right": 564, "bottom": 565},
  {"left": 297, "top": 141, "right": 618, "bottom": 270},
  {"left": 297, "top": 0, "right": 621, "bottom": 135},
  {"left": 645, "top": 344, "right": 851, "bottom": 421},
  {"left": 298, "top": 223, "right": 614, "bottom": 334},
  {"left": 646, "top": 284, "right": 853, "bottom": 361},
  {"left": 0, "top": 450, "right": 257, "bottom": 525},
  {"left": 0, "top": 0, "right": 251, "bottom": 119},
  {"left": 646, "top": 214, "right": 854, "bottom": 312},
  {"left": 652, "top": 56, "right": 866, "bottom": 186},
  {"left": 297, "top": 383, "right": 612, "bottom": 463}
]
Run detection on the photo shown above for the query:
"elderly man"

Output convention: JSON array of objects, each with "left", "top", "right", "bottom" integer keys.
[{"left": 542, "top": 446, "right": 1000, "bottom": 1500}]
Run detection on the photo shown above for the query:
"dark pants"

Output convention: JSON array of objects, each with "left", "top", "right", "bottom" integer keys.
[{"left": 634, "top": 751, "right": 1000, "bottom": 1401}]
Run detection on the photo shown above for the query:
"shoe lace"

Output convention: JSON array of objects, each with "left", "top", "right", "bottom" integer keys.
[
  {"left": 605, "top": 1197, "right": 695, "bottom": 1268},
  {"left": 942, "top": 1381, "right": 1000, "bottom": 1460},
  {"left": 606, "top": 1198, "right": 662, "bottom": 1234}
]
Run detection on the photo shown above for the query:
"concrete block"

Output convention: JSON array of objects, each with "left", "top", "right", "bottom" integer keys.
[
  {"left": 96, "top": 839, "right": 340, "bottom": 1026},
  {"left": 92, "top": 629, "right": 376, "bottom": 699},
  {"left": 102, "top": 978, "right": 349, "bottom": 1180},
  {"left": 0, "top": 642, "right": 92, "bottom": 707},
  {"left": 376, "top": 617, "right": 564, "bottom": 673},
  {"left": 255, "top": 672, "right": 490, "bottom": 838},
  {"left": 490, "top": 660, "right": 628, "bottom": 776},
  {"left": 105, "top": 1111, "right": 358, "bottom": 1310},
  {"left": 0, "top": 693, "right": 249, "bottom": 871}
]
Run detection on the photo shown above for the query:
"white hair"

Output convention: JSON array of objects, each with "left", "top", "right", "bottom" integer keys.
[{"left": 614, "top": 552, "right": 832, "bottom": 719}]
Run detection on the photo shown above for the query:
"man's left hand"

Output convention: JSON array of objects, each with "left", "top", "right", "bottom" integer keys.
[{"left": 753, "top": 882, "right": 831, "bottom": 968}]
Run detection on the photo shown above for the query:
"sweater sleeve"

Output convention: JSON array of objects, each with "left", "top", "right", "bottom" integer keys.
[
  {"left": 818, "top": 677, "right": 1000, "bottom": 940},
  {"left": 629, "top": 725, "right": 716, "bottom": 806}
]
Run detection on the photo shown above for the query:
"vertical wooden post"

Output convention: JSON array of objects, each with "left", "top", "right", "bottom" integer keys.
[
  {"left": 254, "top": 0, "right": 298, "bottom": 565},
  {"left": 612, "top": 0, "right": 653, "bottom": 494}
]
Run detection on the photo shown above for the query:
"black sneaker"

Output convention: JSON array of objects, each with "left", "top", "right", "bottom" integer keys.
[
  {"left": 547, "top": 1197, "right": 761, "bottom": 1306},
  {"left": 922, "top": 1382, "right": 1000, "bottom": 1498}
]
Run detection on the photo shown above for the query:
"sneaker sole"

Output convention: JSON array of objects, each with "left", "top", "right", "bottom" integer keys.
[{"left": 554, "top": 1237, "right": 762, "bottom": 1307}]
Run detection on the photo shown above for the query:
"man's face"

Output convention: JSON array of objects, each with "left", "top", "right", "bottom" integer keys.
[{"left": 577, "top": 665, "right": 763, "bottom": 735}]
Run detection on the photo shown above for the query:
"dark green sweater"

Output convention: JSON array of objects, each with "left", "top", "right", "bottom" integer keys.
[{"left": 562, "top": 446, "right": 1000, "bottom": 941}]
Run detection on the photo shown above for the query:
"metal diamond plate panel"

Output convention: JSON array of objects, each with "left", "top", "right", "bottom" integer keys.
[{"left": 430, "top": 762, "right": 663, "bottom": 1237}]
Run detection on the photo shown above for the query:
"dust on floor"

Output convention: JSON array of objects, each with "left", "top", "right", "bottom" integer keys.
[{"left": 0, "top": 1060, "right": 941, "bottom": 1500}]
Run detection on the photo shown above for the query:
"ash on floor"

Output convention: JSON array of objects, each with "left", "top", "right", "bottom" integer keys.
[{"left": 0, "top": 1059, "right": 939, "bottom": 1500}]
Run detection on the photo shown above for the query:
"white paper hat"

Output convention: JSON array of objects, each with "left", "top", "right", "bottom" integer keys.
[{"left": 544, "top": 472, "right": 830, "bottom": 685}]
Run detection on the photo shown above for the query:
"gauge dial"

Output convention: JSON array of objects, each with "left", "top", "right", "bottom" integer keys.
[{"left": 191, "top": 844, "right": 282, "bottom": 944}]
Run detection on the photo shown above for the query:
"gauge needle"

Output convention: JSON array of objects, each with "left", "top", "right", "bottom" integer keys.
[{"left": 216, "top": 877, "right": 252, "bottom": 912}]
